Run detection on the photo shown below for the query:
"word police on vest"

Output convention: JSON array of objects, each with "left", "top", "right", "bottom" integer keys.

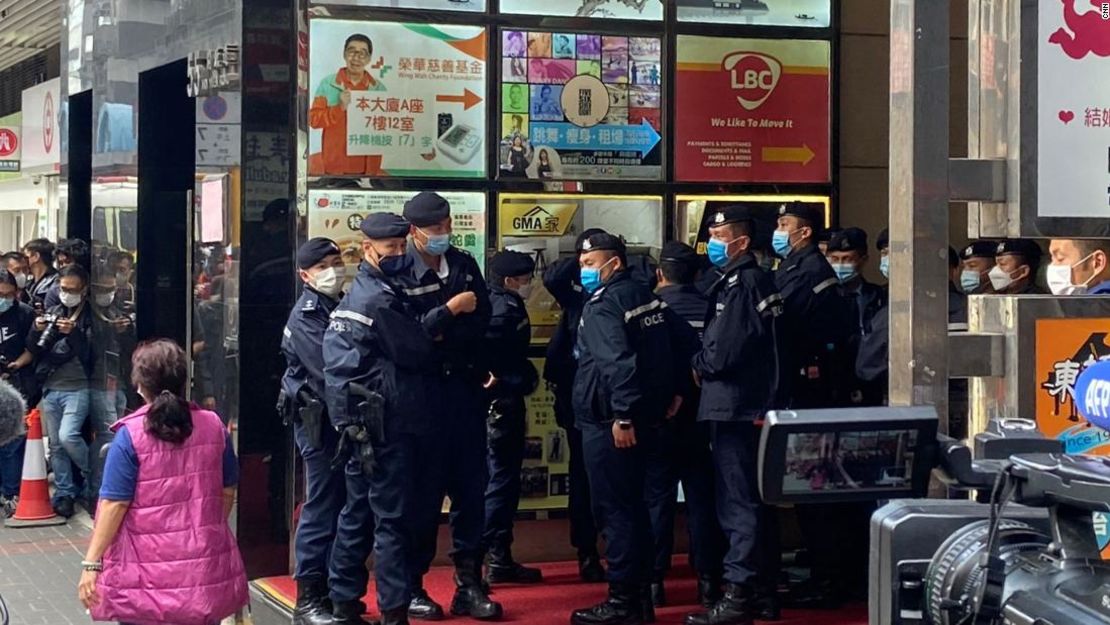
[{"left": 1077, "top": 358, "right": 1110, "bottom": 433}]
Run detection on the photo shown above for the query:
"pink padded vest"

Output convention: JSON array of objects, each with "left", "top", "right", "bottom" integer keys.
[{"left": 91, "top": 405, "right": 248, "bottom": 625}]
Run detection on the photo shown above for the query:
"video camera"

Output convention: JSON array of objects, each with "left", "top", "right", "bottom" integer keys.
[
  {"left": 35, "top": 313, "right": 62, "bottom": 349},
  {"left": 757, "top": 407, "right": 1110, "bottom": 625}
]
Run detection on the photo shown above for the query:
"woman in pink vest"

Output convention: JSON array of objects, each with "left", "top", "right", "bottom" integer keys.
[{"left": 77, "top": 339, "right": 248, "bottom": 625}]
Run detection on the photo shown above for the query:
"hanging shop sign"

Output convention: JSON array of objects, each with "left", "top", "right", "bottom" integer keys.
[
  {"left": 1034, "top": 318, "right": 1110, "bottom": 455},
  {"left": 676, "top": 0, "right": 830, "bottom": 28},
  {"left": 20, "top": 78, "right": 60, "bottom": 174},
  {"left": 308, "top": 20, "right": 487, "bottom": 178},
  {"left": 307, "top": 189, "right": 487, "bottom": 275},
  {"left": 500, "top": 0, "right": 662, "bottom": 20},
  {"left": 1036, "top": 1, "right": 1110, "bottom": 218},
  {"left": 499, "top": 30, "right": 662, "bottom": 181},
  {"left": 0, "top": 125, "right": 20, "bottom": 173},
  {"left": 675, "top": 36, "right": 831, "bottom": 183}
]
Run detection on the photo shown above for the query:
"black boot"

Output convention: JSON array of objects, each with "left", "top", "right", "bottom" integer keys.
[
  {"left": 407, "top": 588, "right": 444, "bottom": 621},
  {"left": 570, "top": 583, "right": 644, "bottom": 625},
  {"left": 684, "top": 583, "right": 755, "bottom": 625},
  {"left": 380, "top": 606, "right": 409, "bottom": 625},
  {"left": 294, "top": 579, "right": 334, "bottom": 625},
  {"left": 486, "top": 547, "right": 543, "bottom": 584},
  {"left": 578, "top": 552, "right": 606, "bottom": 583},
  {"left": 450, "top": 558, "right": 503, "bottom": 620},
  {"left": 697, "top": 576, "right": 723, "bottom": 609},
  {"left": 650, "top": 579, "right": 666, "bottom": 608},
  {"left": 754, "top": 586, "right": 781, "bottom": 621},
  {"left": 331, "top": 600, "right": 377, "bottom": 625},
  {"left": 640, "top": 584, "right": 657, "bottom": 623}
]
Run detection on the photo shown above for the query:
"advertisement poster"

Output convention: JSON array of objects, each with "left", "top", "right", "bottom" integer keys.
[
  {"left": 1034, "top": 318, "right": 1110, "bottom": 455},
  {"left": 501, "top": 0, "right": 662, "bottom": 20},
  {"left": 498, "top": 193, "right": 663, "bottom": 342},
  {"left": 676, "top": 194, "right": 830, "bottom": 255},
  {"left": 20, "top": 78, "right": 60, "bottom": 174},
  {"left": 0, "top": 124, "right": 19, "bottom": 173},
  {"left": 318, "top": 0, "right": 485, "bottom": 10},
  {"left": 1036, "top": 2, "right": 1110, "bottom": 218},
  {"left": 519, "top": 358, "right": 569, "bottom": 510},
  {"left": 308, "top": 20, "right": 487, "bottom": 178},
  {"left": 500, "top": 30, "right": 662, "bottom": 181},
  {"left": 675, "top": 36, "right": 831, "bottom": 183},
  {"left": 677, "top": 0, "right": 830, "bottom": 27},
  {"left": 307, "top": 189, "right": 487, "bottom": 275}
]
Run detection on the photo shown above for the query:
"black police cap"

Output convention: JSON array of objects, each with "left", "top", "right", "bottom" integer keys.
[
  {"left": 817, "top": 228, "right": 838, "bottom": 244},
  {"left": 827, "top": 227, "right": 868, "bottom": 253},
  {"left": 995, "top": 239, "right": 1042, "bottom": 263},
  {"left": 660, "top": 241, "right": 698, "bottom": 268},
  {"left": 877, "top": 228, "right": 889, "bottom": 251},
  {"left": 580, "top": 232, "right": 626, "bottom": 256},
  {"left": 709, "top": 204, "right": 755, "bottom": 227},
  {"left": 402, "top": 192, "right": 451, "bottom": 227},
  {"left": 777, "top": 202, "right": 824, "bottom": 229},
  {"left": 360, "top": 212, "right": 411, "bottom": 239},
  {"left": 960, "top": 240, "right": 997, "bottom": 260},
  {"left": 296, "top": 237, "right": 341, "bottom": 270},
  {"left": 490, "top": 250, "right": 535, "bottom": 278},
  {"left": 575, "top": 228, "right": 608, "bottom": 253}
]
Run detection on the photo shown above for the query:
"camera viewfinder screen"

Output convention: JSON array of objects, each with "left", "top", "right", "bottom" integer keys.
[{"left": 784, "top": 430, "right": 918, "bottom": 494}]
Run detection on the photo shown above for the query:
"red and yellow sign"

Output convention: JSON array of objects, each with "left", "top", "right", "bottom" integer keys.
[
  {"left": 674, "top": 36, "right": 830, "bottom": 183},
  {"left": 1034, "top": 318, "right": 1110, "bottom": 455}
]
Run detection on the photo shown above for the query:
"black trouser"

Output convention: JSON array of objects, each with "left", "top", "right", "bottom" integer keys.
[
  {"left": 555, "top": 391, "right": 600, "bottom": 558},
  {"left": 482, "top": 396, "right": 526, "bottom": 558}
]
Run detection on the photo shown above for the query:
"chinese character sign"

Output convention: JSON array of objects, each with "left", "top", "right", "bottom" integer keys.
[
  {"left": 500, "top": 30, "right": 662, "bottom": 181},
  {"left": 675, "top": 36, "right": 831, "bottom": 183},
  {"left": 1037, "top": 2, "right": 1110, "bottom": 217},
  {"left": 308, "top": 20, "right": 487, "bottom": 178},
  {"left": 306, "top": 189, "right": 486, "bottom": 275},
  {"left": 500, "top": 0, "right": 662, "bottom": 20},
  {"left": 1034, "top": 318, "right": 1110, "bottom": 454},
  {"left": 676, "top": 0, "right": 830, "bottom": 27}
]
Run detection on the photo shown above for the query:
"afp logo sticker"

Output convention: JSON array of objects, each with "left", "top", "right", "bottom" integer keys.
[{"left": 722, "top": 51, "right": 783, "bottom": 111}]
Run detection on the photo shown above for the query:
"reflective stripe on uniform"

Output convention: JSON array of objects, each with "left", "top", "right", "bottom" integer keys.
[
  {"left": 332, "top": 309, "right": 374, "bottom": 328},
  {"left": 688, "top": 320, "right": 705, "bottom": 329},
  {"left": 282, "top": 326, "right": 292, "bottom": 338},
  {"left": 403, "top": 283, "right": 441, "bottom": 296},
  {"left": 516, "top": 318, "right": 529, "bottom": 331},
  {"left": 623, "top": 299, "right": 667, "bottom": 322},
  {"left": 813, "top": 277, "right": 838, "bottom": 294},
  {"left": 756, "top": 293, "right": 783, "bottom": 313}
]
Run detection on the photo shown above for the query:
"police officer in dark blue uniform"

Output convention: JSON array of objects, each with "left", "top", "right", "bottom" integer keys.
[
  {"left": 280, "top": 238, "right": 348, "bottom": 625},
  {"left": 324, "top": 212, "right": 466, "bottom": 625},
  {"left": 399, "top": 192, "right": 501, "bottom": 621},
  {"left": 482, "top": 250, "right": 543, "bottom": 585},
  {"left": 825, "top": 228, "right": 887, "bottom": 408},
  {"left": 990, "top": 239, "right": 1045, "bottom": 295},
  {"left": 958, "top": 240, "right": 998, "bottom": 295},
  {"left": 686, "top": 206, "right": 786, "bottom": 625},
  {"left": 571, "top": 232, "right": 681, "bottom": 625},
  {"left": 646, "top": 241, "right": 725, "bottom": 609}
]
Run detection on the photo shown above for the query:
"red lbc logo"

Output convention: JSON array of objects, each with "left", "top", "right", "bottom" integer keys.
[
  {"left": 723, "top": 51, "right": 782, "bottom": 111},
  {"left": 43, "top": 91, "right": 55, "bottom": 153},
  {"left": 0, "top": 128, "right": 17, "bottom": 157}
]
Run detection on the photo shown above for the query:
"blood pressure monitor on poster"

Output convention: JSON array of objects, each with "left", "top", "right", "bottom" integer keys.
[{"left": 437, "top": 122, "right": 481, "bottom": 164}]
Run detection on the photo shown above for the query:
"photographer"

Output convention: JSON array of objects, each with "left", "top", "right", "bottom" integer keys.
[
  {"left": 21, "top": 239, "right": 58, "bottom": 313},
  {"left": 28, "top": 264, "right": 95, "bottom": 518},
  {"left": 0, "top": 269, "right": 35, "bottom": 517}
]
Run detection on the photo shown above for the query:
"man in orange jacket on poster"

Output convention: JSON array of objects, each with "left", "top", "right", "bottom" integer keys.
[{"left": 309, "top": 33, "right": 388, "bottom": 176}]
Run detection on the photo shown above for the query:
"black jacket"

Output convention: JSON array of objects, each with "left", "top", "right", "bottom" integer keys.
[
  {"left": 282, "top": 287, "right": 341, "bottom": 402},
  {"left": 0, "top": 301, "right": 38, "bottom": 403},
  {"left": 485, "top": 285, "right": 538, "bottom": 399},
  {"left": 656, "top": 283, "right": 709, "bottom": 423},
  {"left": 694, "top": 253, "right": 785, "bottom": 422},
  {"left": 27, "top": 303, "right": 95, "bottom": 385}
]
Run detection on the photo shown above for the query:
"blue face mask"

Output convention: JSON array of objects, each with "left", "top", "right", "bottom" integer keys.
[
  {"left": 707, "top": 238, "right": 731, "bottom": 268},
  {"left": 960, "top": 269, "right": 981, "bottom": 293},
  {"left": 580, "top": 258, "right": 614, "bottom": 293},
  {"left": 379, "top": 253, "right": 413, "bottom": 277},
  {"left": 772, "top": 229, "right": 793, "bottom": 258},
  {"left": 420, "top": 230, "right": 451, "bottom": 256},
  {"left": 0, "top": 297, "right": 12, "bottom": 314},
  {"left": 831, "top": 263, "right": 858, "bottom": 283},
  {"left": 879, "top": 255, "right": 890, "bottom": 279}
]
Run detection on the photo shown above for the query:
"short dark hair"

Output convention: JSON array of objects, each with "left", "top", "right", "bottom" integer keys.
[
  {"left": 1, "top": 251, "right": 26, "bottom": 266},
  {"left": 131, "top": 339, "right": 193, "bottom": 444},
  {"left": 108, "top": 250, "right": 134, "bottom": 267},
  {"left": 344, "top": 34, "right": 372, "bottom": 54},
  {"left": 1074, "top": 239, "right": 1110, "bottom": 259},
  {"left": 56, "top": 238, "right": 90, "bottom": 267},
  {"left": 58, "top": 263, "right": 89, "bottom": 286},
  {"left": 22, "top": 239, "right": 54, "bottom": 266},
  {"left": 660, "top": 260, "right": 697, "bottom": 285},
  {"left": 0, "top": 269, "right": 15, "bottom": 288},
  {"left": 948, "top": 246, "right": 959, "bottom": 270}
]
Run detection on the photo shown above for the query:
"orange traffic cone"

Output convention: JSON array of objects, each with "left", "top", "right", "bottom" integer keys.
[{"left": 5, "top": 409, "right": 66, "bottom": 527}]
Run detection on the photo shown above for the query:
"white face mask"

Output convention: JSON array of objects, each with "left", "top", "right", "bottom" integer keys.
[
  {"left": 987, "top": 265, "right": 1015, "bottom": 292},
  {"left": 312, "top": 266, "right": 345, "bottom": 297},
  {"left": 515, "top": 281, "right": 534, "bottom": 300},
  {"left": 59, "top": 291, "right": 83, "bottom": 308},
  {"left": 1046, "top": 252, "right": 1098, "bottom": 296},
  {"left": 12, "top": 272, "right": 27, "bottom": 289},
  {"left": 94, "top": 292, "right": 115, "bottom": 307}
]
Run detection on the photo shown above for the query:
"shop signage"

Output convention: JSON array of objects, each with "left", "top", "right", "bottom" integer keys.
[
  {"left": 500, "top": 0, "right": 662, "bottom": 20},
  {"left": 308, "top": 20, "right": 487, "bottom": 178},
  {"left": 196, "top": 92, "right": 242, "bottom": 167},
  {"left": 519, "top": 358, "right": 569, "bottom": 510},
  {"left": 499, "top": 30, "right": 663, "bottom": 181},
  {"left": 675, "top": 36, "right": 830, "bottom": 183},
  {"left": 1034, "top": 318, "right": 1110, "bottom": 455},
  {"left": 20, "top": 78, "right": 60, "bottom": 174},
  {"left": 499, "top": 201, "right": 578, "bottom": 237},
  {"left": 676, "top": 0, "right": 830, "bottom": 27},
  {"left": 1036, "top": 1, "right": 1110, "bottom": 218},
  {"left": 0, "top": 126, "right": 19, "bottom": 172}
]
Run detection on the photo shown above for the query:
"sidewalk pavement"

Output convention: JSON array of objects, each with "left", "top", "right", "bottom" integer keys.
[{"left": 0, "top": 512, "right": 94, "bottom": 625}]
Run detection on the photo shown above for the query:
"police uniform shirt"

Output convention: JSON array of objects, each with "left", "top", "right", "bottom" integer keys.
[
  {"left": 485, "top": 285, "right": 538, "bottom": 397},
  {"left": 693, "top": 253, "right": 784, "bottom": 422},
  {"left": 322, "top": 261, "right": 441, "bottom": 435},
  {"left": 281, "top": 287, "right": 341, "bottom": 401},
  {"left": 572, "top": 271, "right": 677, "bottom": 426},
  {"left": 774, "top": 243, "right": 852, "bottom": 379},
  {"left": 656, "top": 284, "right": 709, "bottom": 339}
]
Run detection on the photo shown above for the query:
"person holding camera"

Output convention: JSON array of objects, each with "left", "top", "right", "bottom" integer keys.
[
  {"left": 0, "top": 269, "right": 36, "bottom": 517},
  {"left": 28, "top": 263, "right": 95, "bottom": 519}
]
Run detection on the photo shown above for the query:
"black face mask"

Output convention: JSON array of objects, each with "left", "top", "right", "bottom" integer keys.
[{"left": 378, "top": 253, "right": 413, "bottom": 277}]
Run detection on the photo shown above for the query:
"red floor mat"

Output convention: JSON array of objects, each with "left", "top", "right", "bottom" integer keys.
[{"left": 254, "top": 561, "right": 866, "bottom": 625}]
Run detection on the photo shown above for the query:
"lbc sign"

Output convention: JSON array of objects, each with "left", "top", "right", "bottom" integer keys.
[{"left": 723, "top": 52, "right": 782, "bottom": 111}]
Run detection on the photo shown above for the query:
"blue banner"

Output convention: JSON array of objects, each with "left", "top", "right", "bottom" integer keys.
[
  {"left": 528, "top": 120, "right": 661, "bottom": 155},
  {"left": 1076, "top": 358, "right": 1110, "bottom": 433}
]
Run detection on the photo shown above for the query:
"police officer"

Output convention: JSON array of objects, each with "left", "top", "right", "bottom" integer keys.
[
  {"left": 571, "top": 232, "right": 681, "bottom": 625},
  {"left": 482, "top": 250, "right": 543, "bottom": 585},
  {"left": 399, "top": 192, "right": 501, "bottom": 620},
  {"left": 646, "top": 242, "right": 725, "bottom": 609},
  {"left": 686, "top": 206, "right": 785, "bottom": 625},
  {"left": 958, "top": 241, "right": 998, "bottom": 294},
  {"left": 541, "top": 227, "right": 606, "bottom": 583},
  {"left": 825, "top": 228, "right": 887, "bottom": 407},
  {"left": 324, "top": 213, "right": 474, "bottom": 625},
  {"left": 989, "top": 239, "right": 1045, "bottom": 295},
  {"left": 280, "top": 238, "right": 347, "bottom": 625},
  {"left": 771, "top": 202, "right": 849, "bottom": 409},
  {"left": 857, "top": 231, "right": 892, "bottom": 403}
]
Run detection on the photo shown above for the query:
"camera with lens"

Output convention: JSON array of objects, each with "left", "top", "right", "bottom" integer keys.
[
  {"left": 36, "top": 313, "right": 62, "bottom": 349},
  {"left": 757, "top": 407, "right": 1110, "bottom": 625}
]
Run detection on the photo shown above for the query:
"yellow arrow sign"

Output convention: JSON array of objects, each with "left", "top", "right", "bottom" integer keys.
[{"left": 762, "top": 144, "right": 816, "bottom": 166}]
